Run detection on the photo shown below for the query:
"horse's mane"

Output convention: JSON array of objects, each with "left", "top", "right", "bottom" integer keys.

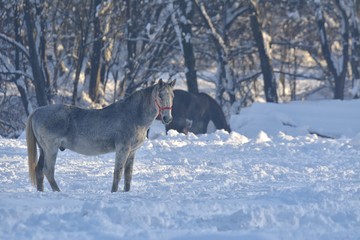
[
  {"left": 118, "top": 85, "right": 155, "bottom": 104},
  {"left": 107, "top": 84, "right": 155, "bottom": 119}
]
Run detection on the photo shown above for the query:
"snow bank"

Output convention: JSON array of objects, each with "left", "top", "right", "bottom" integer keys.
[
  {"left": 231, "top": 99, "right": 360, "bottom": 139},
  {"left": 1, "top": 99, "right": 360, "bottom": 239}
]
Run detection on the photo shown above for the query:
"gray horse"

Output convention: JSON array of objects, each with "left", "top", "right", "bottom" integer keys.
[{"left": 26, "top": 79, "right": 176, "bottom": 192}]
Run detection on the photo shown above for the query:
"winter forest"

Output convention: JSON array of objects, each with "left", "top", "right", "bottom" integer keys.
[{"left": 1, "top": 0, "right": 360, "bottom": 138}]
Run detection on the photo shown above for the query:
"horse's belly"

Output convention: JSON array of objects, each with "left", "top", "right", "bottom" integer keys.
[
  {"left": 71, "top": 146, "right": 113, "bottom": 156},
  {"left": 63, "top": 139, "right": 115, "bottom": 156}
]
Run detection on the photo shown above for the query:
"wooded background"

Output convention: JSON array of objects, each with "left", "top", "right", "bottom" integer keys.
[{"left": 1, "top": 0, "right": 360, "bottom": 137}]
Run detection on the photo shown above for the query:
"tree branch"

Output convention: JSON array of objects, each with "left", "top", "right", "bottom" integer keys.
[
  {"left": 0, "top": 33, "right": 30, "bottom": 60},
  {"left": 273, "top": 70, "right": 324, "bottom": 81},
  {"left": 0, "top": 119, "right": 17, "bottom": 131},
  {"left": 0, "top": 71, "right": 33, "bottom": 81}
]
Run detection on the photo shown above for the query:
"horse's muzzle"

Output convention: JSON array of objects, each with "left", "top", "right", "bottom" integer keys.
[{"left": 162, "top": 115, "right": 173, "bottom": 125}]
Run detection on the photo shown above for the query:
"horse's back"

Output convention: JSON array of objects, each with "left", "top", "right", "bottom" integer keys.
[{"left": 173, "top": 90, "right": 192, "bottom": 111}]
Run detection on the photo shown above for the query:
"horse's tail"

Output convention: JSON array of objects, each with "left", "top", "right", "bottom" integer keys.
[{"left": 26, "top": 113, "right": 37, "bottom": 187}]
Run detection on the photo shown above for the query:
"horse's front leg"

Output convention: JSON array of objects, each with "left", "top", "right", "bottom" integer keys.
[
  {"left": 111, "top": 145, "right": 130, "bottom": 193},
  {"left": 124, "top": 152, "right": 135, "bottom": 192}
]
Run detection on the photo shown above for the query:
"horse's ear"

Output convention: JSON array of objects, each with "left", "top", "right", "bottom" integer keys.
[
  {"left": 158, "top": 78, "right": 164, "bottom": 87},
  {"left": 169, "top": 79, "right": 176, "bottom": 88}
]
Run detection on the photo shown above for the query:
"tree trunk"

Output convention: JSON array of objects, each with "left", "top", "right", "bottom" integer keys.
[
  {"left": 192, "top": 0, "right": 236, "bottom": 105},
  {"left": 72, "top": 3, "right": 92, "bottom": 105},
  {"left": 351, "top": 0, "right": 360, "bottom": 98},
  {"left": 249, "top": 2, "right": 278, "bottom": 103},
  {"left": 178, "top": 0, "right": 198, "bottom": 94},
  {"left": 24, "top": 0, "right": 48, "bottom": 107},
  {"left": 72, "top": 41, "right": 86, "bottom": 105},
  {"left": 335, "top": 0, "right": 349, "bottom": 100},
  {"left": 89, "top": 0, "right": 103, "bottom": 102},
  {"left": 291, "top": 48, "right": 297, "bottom": 101},
  {"left": 14, "top": 4, "right": 30, "bottom": 115},
  {"left": 316, "top": 0, "right": 349, "bottom": 100},
  {"left": 124, "top": 0, "right": 137, "bottom": 94},
  {"left": 38, "top": 4, "right": 52, "bottom": 103}
]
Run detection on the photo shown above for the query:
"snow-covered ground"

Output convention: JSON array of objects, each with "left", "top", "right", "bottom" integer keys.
[{"left": 1, "top": 99, "right": 360, "bottom": 240}]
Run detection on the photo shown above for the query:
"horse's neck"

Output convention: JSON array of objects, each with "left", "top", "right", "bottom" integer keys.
[
  {"left": 117, "top": 87, "right": 157, "bottom": 128},
  {"left": 138, "top": 88, "right": 158, "bottom": 127}
]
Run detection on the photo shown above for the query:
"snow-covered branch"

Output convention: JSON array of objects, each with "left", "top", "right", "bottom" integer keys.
[
  {"left": 0, "top": 71, "right": 33, "bottom": 81},
  {"left": 0, "top": 33, "right": 30, "bottom": 59},
  {"left": 225, "top": 5, "right": 249, "bottom": 30},
  {"left": 193, "top": 0, "right": 228, "bottom": 55}
]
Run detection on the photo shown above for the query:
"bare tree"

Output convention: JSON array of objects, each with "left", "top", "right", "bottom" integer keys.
[
  {"left": 24, "top": 0, "right": 49, "bottom": 106},
  {"left": 89, "top": 0, "right": 103, "bottom": 102},
  {"left": 2, "top": 0, "right": 360, "bottom": 138},
  {"left": 193, "top": 0, "right": 236, "bottom": 105},
  {"left": 248, "top": 0, "right": 278, "bottom": 103},
  {"left": 123, "top": 0, "right": 178, "bottom": 95},
  {"left": 13, "top": 4, "right": 30, "bottom": 115},
  {"left": 315, "top": 0, "right": 349, "bottom": 100},
  {"left": 72, "top": 1, "right": 92, "bottom": 105},
  {"left": 350, "top": 0, "right": 360, "bottom": 98},
  {"left": 174, "top": 0, "right": 198, "bottom": 94}
]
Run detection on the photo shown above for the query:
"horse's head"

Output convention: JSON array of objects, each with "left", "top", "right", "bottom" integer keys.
[{"left": 153, "top": 78, "right": 176, "bottom": 125}]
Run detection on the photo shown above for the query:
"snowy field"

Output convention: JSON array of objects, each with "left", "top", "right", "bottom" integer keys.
[{"left": 1, "top": 99, "right": 360, "bottom": 239}]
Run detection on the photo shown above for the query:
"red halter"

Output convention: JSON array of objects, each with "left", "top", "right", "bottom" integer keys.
[{"left": 155, "top": 99, "right": 172, "bottom": 113}]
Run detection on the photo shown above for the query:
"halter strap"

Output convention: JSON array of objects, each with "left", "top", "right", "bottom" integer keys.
[{"left": 155, "top": 99, "right": 172, "bottom": 112}]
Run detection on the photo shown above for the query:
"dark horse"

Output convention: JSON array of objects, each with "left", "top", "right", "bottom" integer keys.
[
  {"left": 26, "top": 79, "right": 175, "bottom": 192},
  {"left": 166, "top": 90, "right": 231, "bottom": 134}
]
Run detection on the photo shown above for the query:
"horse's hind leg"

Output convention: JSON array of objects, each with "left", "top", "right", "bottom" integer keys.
[
  {"left": 124, "top": 152, "right": 135, "bottom": 192},
  {"left": 44, "top": 149, "right": 60, "bottom": 192},
  {"left": 35, "top": 148, "right": 45, "bottom": 191}
]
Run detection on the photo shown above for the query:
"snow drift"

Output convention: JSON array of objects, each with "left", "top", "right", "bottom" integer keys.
[{"left": 1, "top": 99, "right": 360, "bottom": 239}]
